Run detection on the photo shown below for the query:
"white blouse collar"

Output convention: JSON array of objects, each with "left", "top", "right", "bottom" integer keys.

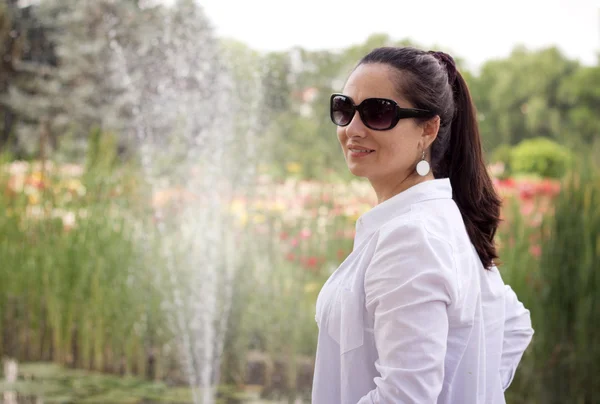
[{"left": 354, "top": 178, "right": 453, "bottom": 249}]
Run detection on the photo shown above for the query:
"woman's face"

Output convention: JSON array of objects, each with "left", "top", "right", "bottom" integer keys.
[{"left": 337, "top": 63, "right": 427, "bottom": 184}]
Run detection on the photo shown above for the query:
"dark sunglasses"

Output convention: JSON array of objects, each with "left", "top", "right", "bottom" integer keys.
[{"left": 330, "top": 94, "right": 434, "bottom": 131}]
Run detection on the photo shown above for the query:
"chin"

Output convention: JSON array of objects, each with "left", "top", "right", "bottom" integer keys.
[{"left": 347, "top": 164, "right": 370, "bottom": 178}]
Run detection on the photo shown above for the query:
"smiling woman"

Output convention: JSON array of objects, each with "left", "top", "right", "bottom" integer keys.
[{"left": 313, "top": 46, "right": 534, "bottom": 404}]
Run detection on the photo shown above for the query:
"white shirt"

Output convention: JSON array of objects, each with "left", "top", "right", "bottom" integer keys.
[{"left": 312, "top": 179, "right": 533, "bottom": 404}]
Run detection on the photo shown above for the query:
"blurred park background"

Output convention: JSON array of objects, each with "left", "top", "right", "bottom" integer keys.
[{"left": 0, "top": 0, "right": 599, "bottom": 403}]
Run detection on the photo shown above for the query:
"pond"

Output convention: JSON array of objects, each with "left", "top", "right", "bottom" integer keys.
[{"left": 0, "top": 363, "right": 303, "bottom": 404}]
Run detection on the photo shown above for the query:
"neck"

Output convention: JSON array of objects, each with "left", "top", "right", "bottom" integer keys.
[{"left": 369, "top": 172, "right": 435, "bottom": 204}]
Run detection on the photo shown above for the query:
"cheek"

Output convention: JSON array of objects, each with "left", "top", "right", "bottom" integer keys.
[
  {"left": 383, "top": 126, "right": 421, "bottom": 162},
  {"left": 337, "top": 128, "right": 346, "bottom": 146}
]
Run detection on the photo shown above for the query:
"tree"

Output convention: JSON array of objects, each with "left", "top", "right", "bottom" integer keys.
[
  {"left": 475, "top": 46, "right": 580, "bottom": 150},
  {"left": 0, "top": 0, "right": 56, "bottom": 154},
  {"left": 0, "top": 0, "right": 141, "bottom": 156},
  {"left": 559, "top": 65, "right": 600, "bottom": 147}
]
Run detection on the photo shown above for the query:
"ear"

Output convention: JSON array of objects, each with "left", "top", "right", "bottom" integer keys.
[{"left": 420, "top": 115, "right": 440, "bottom": 150}]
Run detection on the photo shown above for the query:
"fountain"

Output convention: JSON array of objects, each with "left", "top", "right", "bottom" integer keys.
[
  {"left": 106, "top": 1, "right": 263, "bottom": 402},
  {"left": 3, "top": 0, "right": 266, "bottom": 401}
]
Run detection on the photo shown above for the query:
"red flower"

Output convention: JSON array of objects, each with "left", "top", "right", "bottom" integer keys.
[
  {"left": 306, "top": 256, "right": 318, "bottom": 268},
  {"left": 499, "top": 178, "right": 516, "bottom": 188},
  {"left": 25, "top": 175, "right": 46, "bottom": 190},
  {"left": 519, "top": 187, "right": 535, "bottom": 201}
]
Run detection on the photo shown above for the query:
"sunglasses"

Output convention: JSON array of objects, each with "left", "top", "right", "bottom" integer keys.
[{"left": 330, "top": 94, "right": 434, "bottom": 131}]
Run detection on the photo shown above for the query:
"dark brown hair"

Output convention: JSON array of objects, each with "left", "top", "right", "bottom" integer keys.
[{"left": 358, "top": 46, "right": 501, "bottom": 269}]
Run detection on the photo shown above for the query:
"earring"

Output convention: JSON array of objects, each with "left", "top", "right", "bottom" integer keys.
[{"left": 416, "top": 150, "right": 430, "bottom": 176}]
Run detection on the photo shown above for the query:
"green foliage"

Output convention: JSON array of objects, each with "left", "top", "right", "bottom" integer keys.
[
  {"left": 0, "top": 135, "right": 165, "bottom": 375},
  {"left": 496, "top": 199, "right": 542, "bottom": 403},
  {"left": 559, "top": 65, "right": 600, "bottom": 145},
  {"left": 490, "top": 143, "right": 513, "bottom": 177},
  {"left": 0, "top": 362, "right": 255, "bottom": 403},
  {"left": 476, "top": 46, "right": 579, "bottom": 150},
  {"left": 536, "top": 162, "right": 600, "bottom": 403},
  {"left": 510, "top": 137, "right": 573, "bottom": 179}
]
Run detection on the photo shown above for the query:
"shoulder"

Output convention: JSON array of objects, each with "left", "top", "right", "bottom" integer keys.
[
  {"left": 364, "top": 218, "right": 458, "bottom": 306},
  {"left": 377, "top": 215, "right": 456, "bottom": 262},
  {"left": 370, "top": 217, "right": 457, "bottom": 281}
]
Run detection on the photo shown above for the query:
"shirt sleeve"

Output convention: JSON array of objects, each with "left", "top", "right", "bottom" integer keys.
[
  {"left": 499, "top": 284, "right": 534, "bottom": 390},
  {"left": 357, "top": 221, "right": 455, "bottom": 404}
]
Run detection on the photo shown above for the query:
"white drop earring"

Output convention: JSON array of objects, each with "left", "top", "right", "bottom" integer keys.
[{"left": 416, "top": 150, "right": 430, "bottom": 177}]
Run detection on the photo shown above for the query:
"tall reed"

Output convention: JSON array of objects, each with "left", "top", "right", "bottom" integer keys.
[
  {"left": 0, "top": 133, "right": 171, "bottom": 377},
  {"left": 536, "top": 160, "right": 600, "bottom": 403}
]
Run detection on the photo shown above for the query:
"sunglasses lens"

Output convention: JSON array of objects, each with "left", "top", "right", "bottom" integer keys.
[
  {"left": 331, "top": 95, "right": 354, "bottom": 126},
  {"left": 361, "top": 98, "right": 396, "bottom": 130}
]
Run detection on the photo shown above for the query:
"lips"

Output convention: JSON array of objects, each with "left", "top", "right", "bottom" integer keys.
[
  {"left": 347, "top": 146, "right": 375, "bottom": 158},
  {"left": 347, "top": 145, "right": 375, "bottom": 153}
]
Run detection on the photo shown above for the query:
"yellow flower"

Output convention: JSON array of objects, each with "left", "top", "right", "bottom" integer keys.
[
  {"left": 252, "top": 213, "right": 266, "bottom": 224},
  {"left": 252, "top": 200, "right": 265, "bottom": 210},
  {"left": 65, "top": 178, "right": 86, "bottom": 196},
  {"left": 268, "top": 200, "right": 286, "bottom": 212},
  {"left": 286, "top": 162, "right": 302, "bottom": 174},
  {"left": 237, "top": 211, "right": 248, "bottom": 227},
  {"left": 229, "top": 199, "right": 246, "bottom": 214},
  {"left": 28, "top": 193, "right": 40, "bottom": 205},
  {"left": 228, "top": 199, "right": 248, "bottom": 227},
  {"left": 304, "top": 282, "right": 319, "bottom": 294},
  {"left": 30, "top": 171, "right": 43, "bottom": 183}
]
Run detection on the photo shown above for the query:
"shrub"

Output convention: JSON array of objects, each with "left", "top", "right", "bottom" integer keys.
[{"left": 510, "top": 137, "right": 573, "bottom": 179}]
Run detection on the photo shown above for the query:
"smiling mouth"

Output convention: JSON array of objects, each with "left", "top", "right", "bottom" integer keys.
[{"left": 349, "top": 148, "right": 375, "bottom": 153}]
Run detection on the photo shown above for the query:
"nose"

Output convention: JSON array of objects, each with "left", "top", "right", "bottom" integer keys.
[{"left": 344, "top": 111, "right": 368, "bottom": 138}]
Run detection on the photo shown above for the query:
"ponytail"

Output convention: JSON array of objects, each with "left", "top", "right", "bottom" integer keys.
[{"left": 447, "top": 72, "right": 502, "bottom": 269}]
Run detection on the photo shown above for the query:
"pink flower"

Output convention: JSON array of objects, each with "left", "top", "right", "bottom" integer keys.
[
  {"left": 520, "top": 202, "right": 535, "bottom": 216},
  {"left": 299, "top": 228, "right": 312, "bottom": 239},
  {"left": 529, "top": 245, "right": 541, "bottom": 258}
]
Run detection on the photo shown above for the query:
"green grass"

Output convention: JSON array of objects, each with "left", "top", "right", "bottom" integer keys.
[{"left": 0, "top": 362, "right": 274, "bottom": 403}]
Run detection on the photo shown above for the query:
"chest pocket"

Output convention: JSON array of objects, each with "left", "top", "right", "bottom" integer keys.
[{"left": 327, "top": 287, "right": 365, "bottom": 354}]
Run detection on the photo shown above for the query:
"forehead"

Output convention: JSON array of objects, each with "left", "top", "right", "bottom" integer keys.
[{"left": 343, "top": 63, "right": 409, "bottom": 106}]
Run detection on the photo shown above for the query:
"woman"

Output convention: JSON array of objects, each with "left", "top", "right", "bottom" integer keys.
[{"left": 312, "top": 47, "right": 534, "bottom": 404}]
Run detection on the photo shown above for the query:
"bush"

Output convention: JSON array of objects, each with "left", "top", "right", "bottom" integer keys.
[{"left": 510, "top": 137, "right": 573, "bottom": 179}]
